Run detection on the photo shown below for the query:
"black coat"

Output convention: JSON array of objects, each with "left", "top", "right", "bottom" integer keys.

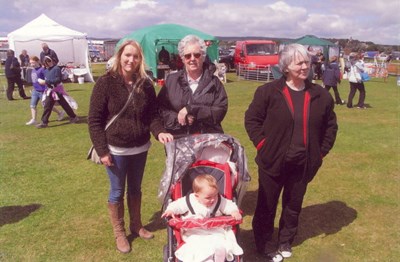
[
  {"left": 157, "top": 63, "right": 228, "bottom": 136},
  {"left": 5, "top": 56, "right": 21, "bottom": 78},
  {"left": 245, "top": 77, "right": 338, "bottom": 182}
]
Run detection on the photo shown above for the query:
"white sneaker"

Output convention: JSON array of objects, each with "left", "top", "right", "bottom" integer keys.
[
  {"left": 26, "top": 119, "right": 37, "bottom": 125},
  {"left": 57, "top": 110, "right": 65, "bottom": 121},
  {"left": 266, "top": 251, "right": 283, "bottom": 262},
  {"left": 279, "top": 243, "right": 292, "bottom": 258}
]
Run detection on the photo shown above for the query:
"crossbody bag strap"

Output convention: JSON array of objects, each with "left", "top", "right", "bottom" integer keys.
[
  {"left": 104, "top": 91, "right": 134, "bottom": 131},
  {"left": 104, "top": 78, "right": 144, "bottom": 131}
]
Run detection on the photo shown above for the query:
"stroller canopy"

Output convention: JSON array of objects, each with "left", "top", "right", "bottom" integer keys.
[{"left": 158, "top": 134, "right": 251, "bottom": 208}]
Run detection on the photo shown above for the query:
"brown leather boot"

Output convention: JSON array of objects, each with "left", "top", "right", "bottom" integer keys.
[
  {"left": 127, "top": 193, "right": 154, "bottom": 240},
  {"left": 108, "top": 202, "right": 131, "bottom": 253}
]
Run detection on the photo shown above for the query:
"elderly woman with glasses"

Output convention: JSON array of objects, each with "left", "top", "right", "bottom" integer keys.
[
  {"left": 245, "top": 43, "right": 338, "bottom": 262},
  {"left": 157, "top": 34, "right": 228, "bottom": 137}
]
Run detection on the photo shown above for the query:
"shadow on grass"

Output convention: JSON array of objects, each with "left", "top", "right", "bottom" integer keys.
[
  {"left": 145, "top": 210, "right": 167, "bottom": 232},
  {"left": 0, "top": 204, "right": 42, "bottom": 227},
  {"left": 44, "top": 115, "right": 88, "bottom": 128},
  {"left": 238, "top": 190, "right": 357, "bottom": 261},
  {"left": 127, "top": 210, "right": 166, "bottom": 241}
]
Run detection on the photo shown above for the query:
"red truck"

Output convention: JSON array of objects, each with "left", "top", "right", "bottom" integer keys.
[{"left": 234, "top": 40, "right": 279, "bottom": 80}]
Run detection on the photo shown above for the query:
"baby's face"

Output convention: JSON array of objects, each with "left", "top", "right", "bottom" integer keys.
[{"left": 195, "top": 185, "right": 218, "bottom": 207}]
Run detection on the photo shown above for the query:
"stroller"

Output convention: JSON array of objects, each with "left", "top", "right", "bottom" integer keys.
[{"left": 158, "top": 134, "right": 251, "bottom": 262}]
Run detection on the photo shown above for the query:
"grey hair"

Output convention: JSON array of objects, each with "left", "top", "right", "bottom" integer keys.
[
  {"left": 278, "top": 43, "right": 311, "bottom": 76},
  {"left": 178, "top": 35, "right": 207, "bottom": 59}
]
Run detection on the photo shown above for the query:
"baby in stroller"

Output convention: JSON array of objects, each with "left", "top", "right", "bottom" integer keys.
[{"left": 162, "top": 174, "right": 243, "bottom": 262}]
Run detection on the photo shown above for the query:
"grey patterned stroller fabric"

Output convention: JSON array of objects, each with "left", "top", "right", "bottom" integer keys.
[{"left": 158, "top": 133, "right": 251, "bottom": 210}]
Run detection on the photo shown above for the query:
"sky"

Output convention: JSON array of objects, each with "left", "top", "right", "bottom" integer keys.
[{"left": 0, "top": 0, "right": 399, "bottom": 45}]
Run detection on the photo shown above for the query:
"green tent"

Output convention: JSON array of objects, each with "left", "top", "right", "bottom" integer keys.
[
  {"left": 118, "top": 23, "right": 219, "bottom": 78},
  {"left": 283, "top": 35, "right": 339, "bottom": 64}
]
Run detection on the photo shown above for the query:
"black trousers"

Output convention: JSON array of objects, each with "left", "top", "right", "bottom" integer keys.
[
  {"left": 325, "top": 85, "right": 343, "bottom": 104},
  {"left": 253, "top": 163, "right": 308, "bottom": 252},
  {"left": 347, "top": 82, "right": 365, "bottom": 108},
  {"left": 7, "top": 76, "right": 27, "bottom": 100},
  {"left": 41, "top": 91, "right": 76, "bottom": 124}
]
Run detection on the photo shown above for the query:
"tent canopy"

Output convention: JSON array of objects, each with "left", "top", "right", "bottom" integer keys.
[
  {"left": 118, "top": 23, "right": 219, "bottom": 78},
  {"left": 7, "top": 14, "right": 93, "bottom": 82},
  {"left": 282, "top": 35, "right": 339, "bottom": 63}
]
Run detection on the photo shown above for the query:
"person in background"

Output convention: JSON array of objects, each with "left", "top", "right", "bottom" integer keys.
[
  {"left": 88, "top": 40, "right": 173, "bottom": 254},
  {"left": 25, "top": 56, "right": 64, "bottom": 126},
  {"left": 244, "top": 43, "right": 338, "bottom": 262},
  {"left": 322, "top": 56, "right": 345, "bottom": 105},
  {"left": 314, "top": 49, "right": 324, "bottom": 80},
  {"left": 5, "top": 49, "right": 29, "bottom": 100},
  {"left": 161, "top": 174, "right": 243, "bottom": 262},
  {"left": 157, "top": 46, "right": 171, "bottom": 79},
  {"left": 19, "top": 49, "right": 30, "bottom": 82},
  {"left": 158, "top": 46, "right": 170, "bottom": 65},
  {"left": 36, "top": 56, "right": 78, "bottom": 128},
  {"left": 307, "top": 46, "right": 317, "bottom": 82},
  {"left": 157, "top": 34, "right": 228, "bottom": 137},
  {"left": 347, "top": 53, "right": 367, "bottom": 109},
  {"left": 40, "top": 43, "right": 59, "bottom": 65}
]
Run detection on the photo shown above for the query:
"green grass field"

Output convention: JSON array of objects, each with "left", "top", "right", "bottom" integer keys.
[{"left": 0, "top": 64, "right": 399, "bottom": 261}]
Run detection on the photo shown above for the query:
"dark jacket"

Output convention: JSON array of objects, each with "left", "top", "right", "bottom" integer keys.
[
  {"left": 322, "top": 62, "right": 341, "bottom": 87},
  {"left": 40, "top": 48, "right": 59, "bottom": 65},
  {"left": 88, "top": 73, "right": 166, "bottom": 157},
  {"left": 44, "top": 65, "right": 62, "bottom": 88},
  {"left": 5, "top": 56, "right": 21, "bottom": 78},
  {"left": 157, "top": 62, "right": 228, "bottom": 136},
  {"left": 19, "top": 54, "right": 29, "bottom": 67},
  {"left": 244, "top": 77, "right": 338, "bottom": 182}
]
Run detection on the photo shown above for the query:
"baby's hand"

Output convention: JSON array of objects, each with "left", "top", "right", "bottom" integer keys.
[
  {"left": 231, "top": 211, "right": 242, "bottom": 220},
  {"left": 161, "top": 210, "right": 175, "bottom": 219}
]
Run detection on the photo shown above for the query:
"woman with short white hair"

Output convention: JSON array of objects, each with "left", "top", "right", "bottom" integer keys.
[
  {"left": 157, "top": 34, "right": 228, "bottom": 137},
  {"left": 245, "top": 43, "right": 338, "bottom": 262}
]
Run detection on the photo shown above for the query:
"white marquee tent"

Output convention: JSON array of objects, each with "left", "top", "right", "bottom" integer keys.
[{"left": 7, "top": 14, "right": 94, "bottom": 82}]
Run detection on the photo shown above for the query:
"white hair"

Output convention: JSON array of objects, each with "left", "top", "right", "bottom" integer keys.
[{"left": 177, "top": 35, "right": 207, "bottom": 59}]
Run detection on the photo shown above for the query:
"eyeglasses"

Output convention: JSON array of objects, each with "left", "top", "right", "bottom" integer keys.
[{"left": 184, "top": 52, "right": 202, "bottom": 59}]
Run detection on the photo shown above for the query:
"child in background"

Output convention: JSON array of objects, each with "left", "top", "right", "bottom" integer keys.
[
  {"left": 162, "top": 174, "right": 243, "bottom": 262},
  {"left": 26, "top": 56, "right": 64, "bottom": 125}
]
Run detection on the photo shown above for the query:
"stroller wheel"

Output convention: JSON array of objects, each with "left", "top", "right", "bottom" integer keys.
[
  {"left": 163, "top": 244, "right": 176, "bottom": 262},
  {"left": 163, "top": 244, "right": 169, "bottom": 262}
]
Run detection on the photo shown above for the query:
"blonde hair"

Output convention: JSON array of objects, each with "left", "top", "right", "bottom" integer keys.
[
  {"left": 192, "top": 174, "right": 218, "bottom": 193},
  {"left": 110, "top": 40, "right": 148, "bottom": 80}
]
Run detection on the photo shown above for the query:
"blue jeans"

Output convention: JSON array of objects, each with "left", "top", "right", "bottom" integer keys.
[
  {"left": 30, "top": 90, "right": 44, "bottom": 108},
  {"left": 106, "top": 151, "right": 148, "bottom": 203}
]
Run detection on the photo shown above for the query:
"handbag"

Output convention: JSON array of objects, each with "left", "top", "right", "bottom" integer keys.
[
  {"left": 361, "top": 72, "right": 370, "bottom": 82},
  {"left": 87, "top": 80, "right": 142, "bottom": 164}
]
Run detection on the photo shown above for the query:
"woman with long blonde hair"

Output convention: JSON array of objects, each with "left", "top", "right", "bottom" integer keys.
[{"left": 88, "top": 40, "right": 173, "bottom": 253}]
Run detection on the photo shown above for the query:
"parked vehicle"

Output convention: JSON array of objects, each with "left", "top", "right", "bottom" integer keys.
[
  {"left": 234, "top": 40, "right": 279, "bottom": 69},
  {"left": 234, "top": 40, "right": 279, "bottom": 80},
  {"left": 0, "top": 48, "right": 7, "bottom": 65},
  {"left": 218, "top": 49, "right": 234, "bottom": 72},
  {"left": 89, "top": 49, "right": 102, "bottom": 62}
]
